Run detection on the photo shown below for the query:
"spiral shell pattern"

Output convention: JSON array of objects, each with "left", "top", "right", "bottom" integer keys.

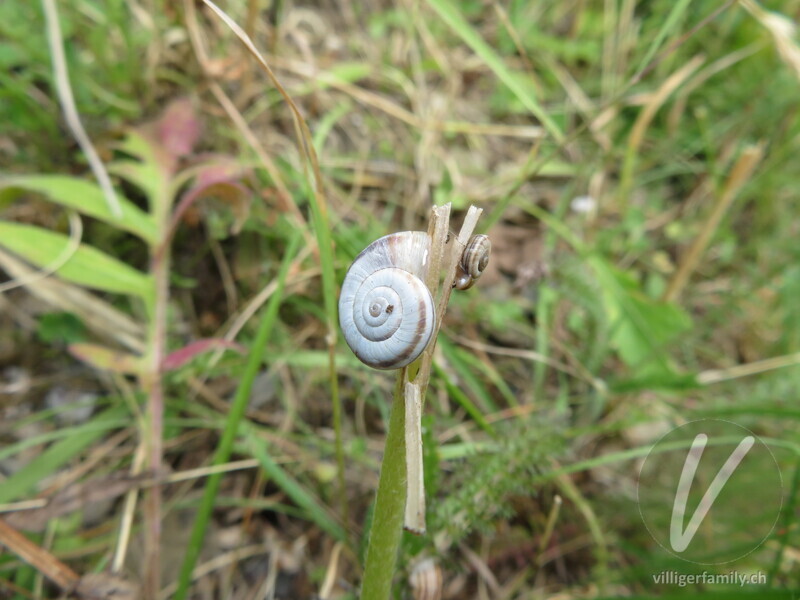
[
  {"left": 339, "top": 232, "right": 435, "bottom": 369},
  {"left": 454, "top": 234, "right": 491, "bottom": 290}
]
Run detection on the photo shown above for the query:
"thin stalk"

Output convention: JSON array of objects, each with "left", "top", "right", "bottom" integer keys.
[
  {"left": 360, "top": 373, "right": 407, "bottom": 600},
  {"left": 141, "top": 248, "right": 169, "bottom": 597},
  {"left": 532, "top": 194, "right": 571, "bottom": 403},
  {"left": 141, "top": 176, "right": 174, "bottom": 598},
  {"left": 307, "top": 190, "right": 347, "bottom": 528},
  {"left": 767, "top": 455, "right": 800, "bottom": 586},
  {"left": 173, "top": 231, "right": 302, "bottom": 600},
  {"left": 663, "top": 143, "right": 764, "bottom": 303}
]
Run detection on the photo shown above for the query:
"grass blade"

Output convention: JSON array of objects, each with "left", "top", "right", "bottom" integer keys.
[
  {"left": 0, "top": 405, "right": 127, "bottom": 504},
  {"left": 632, "top": 0, "right": 693, "bottom": 79},
  {"left": 244, "top": 430, "right": 347, "bottom": 542},
  {"left": 424, "top": 0, "right": 563, "bottom": 143},
  {"left": 173, "top": 229, "right": 302, "bottom": 600}
]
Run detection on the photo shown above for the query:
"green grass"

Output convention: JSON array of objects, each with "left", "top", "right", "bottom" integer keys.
[{"left": 0, "top": 0, "right": 799, "bottom": 598}]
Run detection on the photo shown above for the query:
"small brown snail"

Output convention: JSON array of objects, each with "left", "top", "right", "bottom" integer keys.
[
  {"left": 409, "top": 558, "right": 443, "bottom": 600},
  {"left": 454, "top": 234, "right": 491, "bottom": 290}
]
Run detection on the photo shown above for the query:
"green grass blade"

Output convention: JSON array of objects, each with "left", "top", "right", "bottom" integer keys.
[
  {"left": 424, "top": 0, "right": 564, "bottom": 143},
  {"left": 544, "top": 435, "right": 800, "bottom": 480},
  {"left": 173, "top": 229, "right": 302, "bottom": 600},
  {"left": 633, "top": 0, "right": 693, "bottom": 79},
  {"left": 244, "top": 430, "right": 347, "bottom": 542},
  {"left": 304, "top": 182, "right": 346, "bottom": 524},
  {"left": 0, "top": 221, "right": 152, "bottom": 298},
  {"left": 767, "top": 454, "right": 800, "bottom": 585},
  {"left": 0, "top": 175, "right": 157, "bottom": 243},
  {"left": 432, "top": 362, "right": 495, "bottom": 436},
  {"left": 0, "top": 405, "right": 128, "bottom": 503},
  {"left": 440, "top": 339, "right": 499, "bottom": 411}
]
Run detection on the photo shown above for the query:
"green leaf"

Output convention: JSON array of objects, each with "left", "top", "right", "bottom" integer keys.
[
  {"left": 0, "top": 221, "right": 152, "bottom": 298},
  {"left": 37, "top": 312, "right": 87, "bottom": 344},
  {"left": 108, "top": 130, "right": 169, "bottom": 204},
  {"left": 589, "top": 254, "right": 692, "bottom": 377},
  {"left": 0, "top": 175, "right": 157, "bottom": 243},
  {"left": 424, "top": 0, "right": 564, "bottom": 142}
]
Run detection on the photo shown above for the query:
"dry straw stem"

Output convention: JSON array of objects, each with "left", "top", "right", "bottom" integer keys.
[
  {"left": 663, "top": 143, "right": 765, "bottom": 303},
  {"left": 698, "top": 351, "right": 800, "bottom": 385},
  {"left": 268, "top": 56, "right": 546, "bottom": 140},
  {"left": 537, "top": 494, "right": 563, "bottom": 559},
  {"left": 0, "top": 519, "right": 80, "bottom": 591},
  {"left": 618, "top": 55, "right": 705, "bottom": 207},
  {"left": 318, "top": 541, "right": 345, "bottom": 599},
  {"left": 41, "top": 0, "right": 120, "bottom": 218},
  {"left": 407, "top": 204, "right": 483, "bottom": 532},
  {"left": 193, "top": 0, "right": 347, "bottom": 525},
  {"left": 551, "top": 461, "right": 609, "bottom": 588},
  {"left": 739, "top": 0, "right": 800, "bottom": 81},
  {"left": 197, "top": 0, "right": 328, "bottom": 201},
  {"left": 0, "top": 248, "right": 144, "bottom": 352}
]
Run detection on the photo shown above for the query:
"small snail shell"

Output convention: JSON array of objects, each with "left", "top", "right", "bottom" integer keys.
[
  {"left": 454, "top": 234, "right": 491, "bottom": 290},
  {"left": 339, "top": 232, "right": 435, "bottom": 370},
  {"left": 410, "top": 558, "right": 443, "bottom": 600}
]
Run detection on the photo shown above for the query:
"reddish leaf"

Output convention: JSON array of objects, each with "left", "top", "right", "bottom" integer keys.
[
  {"left": 156, "top": 97, "right": 201, "bottom": 159},
  {"left": 171, "top": 159, "right": 252, "bottom": 235},
  {"left": 162, "top": 338, "right": 246, "bottom": 371}
]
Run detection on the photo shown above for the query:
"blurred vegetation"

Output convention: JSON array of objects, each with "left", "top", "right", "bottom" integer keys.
[{"left": 0, "top": 0, "right": 799, "bottom": 598}]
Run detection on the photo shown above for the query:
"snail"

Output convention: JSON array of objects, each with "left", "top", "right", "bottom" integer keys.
[
  {"left": 339, "top": 231, "right": 435, "bottom": 370},
  {"left": 454, "top": 234, "right": 491, "bottom": 290},
  {"left": 409, "top": 558, "right": 443, "bottom": 600},
  {"left": 339, "top": 231, "right": 491, "bottom": 369}
]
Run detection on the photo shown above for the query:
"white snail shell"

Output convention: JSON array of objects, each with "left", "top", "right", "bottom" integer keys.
[
  {"left": 339, "top": 231, "right": 435, "bottom": 370},
  {"left": 454, "top": 234, "right": 491, "bottom": 290}
]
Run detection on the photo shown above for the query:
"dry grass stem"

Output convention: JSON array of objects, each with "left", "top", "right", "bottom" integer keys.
[
  {"left": 403, "top": 204, "right": 484, "bottom": 533},
  {"left": 619, "top": 55, "right": 705, "bottom": 205},
  {"left": 698, "top": 351, "right": 800, "bottom": 385},
  {"left": 0, "top": 248, "right": 144, "bottom": 352},
  {"left": 268, "top": 56, "right": 546, "bottom": 139},
  {"left": 41, "top": 0, "right": 121, "bottom": 217},
  {"left": 0, "top": 519, "right": 81, "bottom": 591},
  {"left": 664, "top": 143, "right": 765, "bottom": 303},
  {"left": 739, "top": 0, "right": 800, "bottom": 81}
]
